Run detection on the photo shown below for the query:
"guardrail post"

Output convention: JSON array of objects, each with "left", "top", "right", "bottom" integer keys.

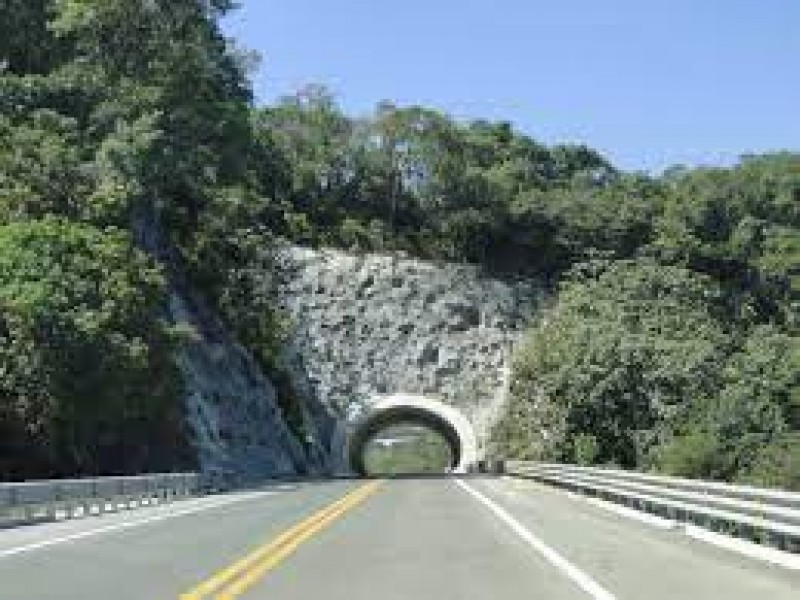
[
  {"left": 54, "top": 483, "right": 63, "bottom": 521},
  {"left": 117, "top": 478, "right": 124, "bottom": 511}
]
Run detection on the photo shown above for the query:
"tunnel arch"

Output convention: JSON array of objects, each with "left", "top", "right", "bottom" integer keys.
[{"left": 344, "top": 394, "right": 478, "bottom": 475}]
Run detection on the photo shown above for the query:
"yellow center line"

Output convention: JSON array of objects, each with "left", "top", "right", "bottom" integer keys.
[
  {"left": 178, "top": 480, "right": 383, "bottom": 600},
  {"left": 215, "top": 480, "right": 381, "bottom": 600}
]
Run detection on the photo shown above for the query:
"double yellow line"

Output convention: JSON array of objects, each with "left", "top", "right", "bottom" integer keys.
[{"left": 180, "top": 480, "right": 383, "bottom": 600}]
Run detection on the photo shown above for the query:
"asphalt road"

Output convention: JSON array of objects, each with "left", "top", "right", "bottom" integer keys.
[{"left": 0, "top": 476, "right": 798, "bottom": 599}]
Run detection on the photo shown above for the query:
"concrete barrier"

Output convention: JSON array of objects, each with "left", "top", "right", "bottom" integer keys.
[{"left": 0, "top": 472, "right": 226, "bottom": 529}]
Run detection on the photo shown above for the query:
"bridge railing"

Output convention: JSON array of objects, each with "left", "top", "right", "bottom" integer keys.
[
  {"left": 0, "top": 471, "right": 234, "bottom": 529},
  {"left": 503, "top": 461, "right": 800, "bottom": 554}
]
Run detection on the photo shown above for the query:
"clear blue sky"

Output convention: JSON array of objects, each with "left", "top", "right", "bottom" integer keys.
[{"left": 222, "top": 0, "right": 800, "bottom": 172}]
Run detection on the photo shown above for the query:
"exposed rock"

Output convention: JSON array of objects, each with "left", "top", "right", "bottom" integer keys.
[
  {"left": 132, "top": 204, "right": 312, "bottom": 480},
  {"left": 276, "top": 245, "right": 541, "bottom": 453},
  {"left": 168, "top": 288, "right": 311, "bottom": 479}
]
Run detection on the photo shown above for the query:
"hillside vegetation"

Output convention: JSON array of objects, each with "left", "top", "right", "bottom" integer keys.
[
  {"left": 490, "top": 160, "right": 800, "bottom": 488},
  {"left": 2, "top": 2, "right": 798, "bottom": 486},
  {"left": 254, "top": 87, "right": 800, "bottom": 487},
  {"left": 1, "top": 0, "right": 283, "bottom": 478}
]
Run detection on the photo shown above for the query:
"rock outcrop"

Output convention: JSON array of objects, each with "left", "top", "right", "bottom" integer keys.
[
  {"left": 276, "top": 246, "right": 541, "bottom": 457},
  {"left": 133, "top": 209, "right": 310, "bottom": 479},
  {"left": 157, "top": 239, "right": 540, "bottom": 477},
  {"left": 169, "top": 282, "right": 310, "bottom": 478},
  {"left": 169, "top": 287, "right": 310, "bottom": 478}
]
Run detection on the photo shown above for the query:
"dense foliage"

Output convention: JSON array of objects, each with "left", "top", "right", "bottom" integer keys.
[
  {"left": 0, "top": 0, "right": 285, "bottom": 479},
  {"left": 2, "top": 2, "right": 798, "bottom": 487},
  {"left": 491, "top": 157, "right": 800, "bottom": 488},
  {"left": 0, "top": 218, "right": 187, "bottom": 478},
  {"left": 255, "top": 86, "right": 655, "bottom": 273}
]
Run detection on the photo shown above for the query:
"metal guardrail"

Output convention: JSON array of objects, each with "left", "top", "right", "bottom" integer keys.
[
  {"left": 505, "top": 461, "right": 800, "bottom": 553},
  {"left": 0, "top": 471, "right": 235, "bottom": 529}
]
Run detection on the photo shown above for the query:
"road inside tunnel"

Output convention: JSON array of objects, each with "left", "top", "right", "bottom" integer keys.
[
  {"left": 356, "top": 418, "right": 457, "bottom": 476},
  {"left": 343, "top": 394, "right": 479, "bottom": 476}
]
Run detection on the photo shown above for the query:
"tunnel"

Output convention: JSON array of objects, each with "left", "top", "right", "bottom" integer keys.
[{"left": 343, "top": 394, "right": 479, "bottom": 476}]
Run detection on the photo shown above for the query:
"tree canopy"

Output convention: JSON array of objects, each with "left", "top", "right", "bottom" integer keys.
[
  {"left": 0, "top": 218, "right": 187, "bottom": 478},
  {"left": 0, "top": 0, "right": 278, "bottom": 479},
  {"left": 491, "top": 156, "right": 800, "bottom": 488}
]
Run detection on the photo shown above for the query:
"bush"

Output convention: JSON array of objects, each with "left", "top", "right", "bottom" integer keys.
[
  {"left": 494, "top": 259, "right": 730, "bottom": 467},
  {"left": 572, "top": 434, "right": 600, "bottom": 466},
  {"left": 739, "top": 434, "right": 800, "bottom": 490},
  {"left": 654, "top": 429, "right": 729, "bottom": 479},
  {"left": 0, "top": 218, "right": 190, "bottom": 479}
]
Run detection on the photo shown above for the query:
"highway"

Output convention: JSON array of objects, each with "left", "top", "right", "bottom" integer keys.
[{"left": 0, "top": 476, "right": 798, "bottom": 599}]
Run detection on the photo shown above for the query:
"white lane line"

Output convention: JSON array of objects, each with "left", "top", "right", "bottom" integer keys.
[
  {"left": 584, "top": 497, "right": 676, "bottom": 530},
  {"left": 0, "top": 490, "right": 279, "bottom": 559},
  {"left": 684, "top": 524, "right": 800, "bottom": 571},
  {"left": 456, "top": 479, "right": 618, "bottom": 600},
  {"left": 509, "top": 476, "right": 800, "bottom": 572}
]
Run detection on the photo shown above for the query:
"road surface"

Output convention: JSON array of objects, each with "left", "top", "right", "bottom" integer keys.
[{"left": 0, "top": 476, "right": 797, "bottom": 599}]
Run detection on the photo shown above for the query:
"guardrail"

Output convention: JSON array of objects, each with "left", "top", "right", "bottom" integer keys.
[
  {"left": 0, "top": 471, "right": 235, "bottom": 529},
  {"left": 472, "top": 460, "right": 505, "bottom": 475},
  {"left": 504, "top": 461, "right": 800, "bottom": 554}
]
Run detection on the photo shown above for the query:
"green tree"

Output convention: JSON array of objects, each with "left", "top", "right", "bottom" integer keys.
[
  {"left": 495, "top": 259, "right": 731, "bottom": 467},
  {"left": 0, "top": 218, "right": 188, "bottom": 479}
]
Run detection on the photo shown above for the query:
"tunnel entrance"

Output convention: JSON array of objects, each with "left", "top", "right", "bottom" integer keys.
[
  {"left": 361, "top": 423, "right": 454, "bottom": 476},
  {"left": 343, "top": 394, "right": 478, "bottom": 476}
]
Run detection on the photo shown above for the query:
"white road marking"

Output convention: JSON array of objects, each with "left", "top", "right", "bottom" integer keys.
[
  {"left": 507, "top": 475, "right": 800, "bottom": 572},
  {"left": 456, "top": 479, "right": 618, "bottom": 600},
  {"left": 684, "top": 524, "right": 800, "bottom": 571},
  {"left": 0, "top": 490, "right": 280, "bottom": 559},
  {"left": 584, "top": 496, "right": 676, "bottom": 530}
]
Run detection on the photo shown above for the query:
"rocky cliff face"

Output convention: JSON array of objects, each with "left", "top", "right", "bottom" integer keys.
[
  {"left": 156, "top": 238, "right": 541, "bottom": 478},
  {"left": 168, "top": 287, "right": 310, "bottom": 478},
  {"left": 275, "top": 246, "right": 541, "bottom": 456},
  {"left": 133, "top": 210, "right": 310, "bottom": 479}
]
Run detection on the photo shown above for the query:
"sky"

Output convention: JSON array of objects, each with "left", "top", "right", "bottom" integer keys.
[{"left": 222, "top": 0, "right": 800, "bottom": 173}]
